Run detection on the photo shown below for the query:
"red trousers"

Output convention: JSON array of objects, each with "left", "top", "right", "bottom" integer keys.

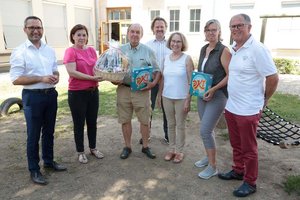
[{"left": 225, "top": 109, "right": 261, "bottom": 185}]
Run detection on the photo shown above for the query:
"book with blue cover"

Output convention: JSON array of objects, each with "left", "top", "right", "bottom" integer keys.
[
  {"left": 131, "top": 66, "right": 153, "bottom": 91},
  {"left": 190, "top": 71, "right": 213, "bottom": 97}
]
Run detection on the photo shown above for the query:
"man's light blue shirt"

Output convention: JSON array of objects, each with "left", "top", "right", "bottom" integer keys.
[{"left": 120, "top": 42, "right": 160, "bottom": 85}]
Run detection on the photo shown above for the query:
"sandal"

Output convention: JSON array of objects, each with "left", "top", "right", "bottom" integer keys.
[
  {"left": 173, "top": 153, "right": 184, "bottom": 163},
  {"left": 164, "top": 151, "right": 175, "bottom": 161},
  {"left": 78, "top": 153, "right": 88, "bottom": 164},
  {"left": 90, "top": 149, "right": 104, "bottom": 159}
]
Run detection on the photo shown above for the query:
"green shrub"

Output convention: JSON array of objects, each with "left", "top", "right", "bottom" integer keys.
[{"left": 273, "top": 58, "right": 300, "bottom": 74}]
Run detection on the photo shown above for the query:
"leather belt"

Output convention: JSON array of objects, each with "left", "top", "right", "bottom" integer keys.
[{"left": 25, "top": 88, "right": 55, "bottom": 94}]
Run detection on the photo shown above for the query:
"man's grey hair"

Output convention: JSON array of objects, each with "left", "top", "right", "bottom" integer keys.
[{"left": 240, "top": 13, "right": 251, "bottom": 24}]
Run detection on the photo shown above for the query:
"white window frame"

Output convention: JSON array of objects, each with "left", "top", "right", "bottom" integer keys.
[
  {"left": 150, "top": 10, "right": 160, "bottom": 21},
  {"left": 108, "top": 8, "right": 131, "bottom": 20},
  {"left": 42, "top": 2, "right": 68, "bottom": 47},
  {"left": 189, "top": 8, "right": 201, "bottom": 32},
  {"left": 169, "top": 9, "right": 180, "bottom": 32},
  {"left": 0, "top": 0, "right": 32, "bottom": 49},
  {"left": 74, "top": 7, "right": 95, "bottom": 46}
]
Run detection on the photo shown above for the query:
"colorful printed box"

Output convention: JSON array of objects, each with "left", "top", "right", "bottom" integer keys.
[
  {"left": 131, "top": 66, "right": 153, "bottom": 91},
  {"left": 189, "top": 71, "right": 213, "bottom": 97}
]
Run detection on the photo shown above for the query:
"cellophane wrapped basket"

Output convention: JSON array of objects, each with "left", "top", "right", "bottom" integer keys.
[{"left": 94, "top": 41, "right": 129, "bottom": 82}]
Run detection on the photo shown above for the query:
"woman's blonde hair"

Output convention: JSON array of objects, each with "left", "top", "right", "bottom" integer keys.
[
  {"left": 204, "top": 19, "right": 223, "bottom": 41},
  {"left": 166, "top": 32, "right": 188, "bottom": 51}
]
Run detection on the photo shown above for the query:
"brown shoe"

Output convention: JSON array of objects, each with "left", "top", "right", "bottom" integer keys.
[
  {"left": 173, "top": 153, "right": 184, "bottom": 163},
  {"left": 164, "top": 151, "right": 175, "bottom": 161}
]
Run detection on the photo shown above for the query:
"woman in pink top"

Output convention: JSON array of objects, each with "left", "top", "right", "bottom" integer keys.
[{"left": 63, "top": 24, "right": 104, "bottom": 164}]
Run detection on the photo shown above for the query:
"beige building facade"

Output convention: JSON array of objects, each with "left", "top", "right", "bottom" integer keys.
[
  {"left": 0, "top": 0, "right": 299, "bottom": 70},
  {"left": 0, "top": 0, "right": 97, "bottom": 69},
  {"left": 98, "top": 0, "right": 300, "bottom": 60}
]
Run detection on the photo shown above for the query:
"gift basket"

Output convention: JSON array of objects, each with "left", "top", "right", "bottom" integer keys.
[{"left": 94, "top": 41, "right": 129, "bottom": 82}]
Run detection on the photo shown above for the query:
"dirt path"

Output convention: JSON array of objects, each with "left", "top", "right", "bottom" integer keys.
[
  {"left": 0, "top": 68, "right": 299, "bottom": 199},
  {"left": 0, "top": 110, "right": 299, "bottom": 200}
]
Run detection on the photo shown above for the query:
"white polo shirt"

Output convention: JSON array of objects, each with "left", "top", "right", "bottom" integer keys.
[{"left": 225, "top": 35, "right": 277, "bottom": 115}]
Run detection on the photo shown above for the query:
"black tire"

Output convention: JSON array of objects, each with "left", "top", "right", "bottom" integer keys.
[{"left": 0, "top": 97, "right": 23, "bottom": 116}]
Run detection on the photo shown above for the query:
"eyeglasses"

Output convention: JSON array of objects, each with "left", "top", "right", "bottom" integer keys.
[
  {"left": 229, "top": 23, "right": 248, "bottom": 30},
  {"left": 26, "top": 26, "right": 43, "bottom": 31},
  {"left": 205, "top": 29, "right": 218, "bottom": 33},
  {"left": 171, "top": 40, "right": 182, "bottom": 44}
]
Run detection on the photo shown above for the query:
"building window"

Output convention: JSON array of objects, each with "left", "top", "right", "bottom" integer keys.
[
  {"left": 43, "top": 2, "right": 68, "bottom": 47},
  {"left": 150, "top": 10, "right": 160, "bottom": 21},
  {"left": 190, "top": 9, "right": 201, "bottom": 32},
  {"left": 75, "top": 7, "right": 94, "bottom": 45},
  {"left": 169, "top": 9, "right": 180, "bottom": 32},
  {"left": 108, "top": 8, "right": 131, "bottom": 20},
  {"left": 0, "top": 0, "right": 32, "bottom": 49}
]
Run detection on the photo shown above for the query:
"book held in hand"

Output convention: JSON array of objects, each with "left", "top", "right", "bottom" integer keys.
[
  {"left": 131, "top": 66, "right": 153, "bottom": 91},
  {"left": 190, "top": 71, "right": 213, "bottom": 97}
]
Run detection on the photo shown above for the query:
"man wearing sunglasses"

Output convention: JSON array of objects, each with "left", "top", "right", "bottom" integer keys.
[
  {"left": 10, "top": 16, "right": 67, "bottom": 185},
  {"left": 218, "top": 14, "right": 279, "bottom": 197}
]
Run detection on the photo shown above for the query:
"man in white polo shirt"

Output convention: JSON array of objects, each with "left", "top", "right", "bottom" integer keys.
[{"left": 218, "top": 13, "right": 279, "bottom": 197}]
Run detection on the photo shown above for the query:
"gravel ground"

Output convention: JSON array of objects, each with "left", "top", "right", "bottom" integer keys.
[{"left": 276, "top": 74, "right": 300, "bottom": 96}]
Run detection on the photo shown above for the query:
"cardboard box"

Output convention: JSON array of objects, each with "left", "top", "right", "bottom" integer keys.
[
  {"left": 131, "top": 66, "right": 153, "bottom": 91},
  {"left": 189, "top": 72, "right": 213, "bottom": 97}
]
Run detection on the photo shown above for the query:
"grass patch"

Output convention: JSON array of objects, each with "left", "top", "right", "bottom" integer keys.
[
  {"left": 54, "top": 124, "right": 73, "bottom": 138},
  {"left": 55, "top": 81, "right": 118, "bottom": 117},
  {"left": 283, "top": 175, "right": 300, "bottom": 196},
  {"left": 99, "top": 82, "right": 118, "bottom": 117},
  {"left": 54, "top": 83, "right": 300, "bottom": 125},
  {"left": 268, "top": 93, "right": 300, "bottom": 124},
  {"left": 57, "top": 91, "right": 70, "bottom": 116}
]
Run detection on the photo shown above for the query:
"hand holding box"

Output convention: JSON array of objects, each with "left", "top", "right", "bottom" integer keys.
[
  {"left": 190, "top": 72, "right": 213, "bottom": 97},
  {"left": 131, "top": 66, "right": 153, "bottom": 91}
]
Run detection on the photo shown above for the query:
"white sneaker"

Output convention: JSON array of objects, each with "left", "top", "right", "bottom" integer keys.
[
  {"left": 198, "top": 164, "right": 218, "bottom": 179},
  {"left": 78, "top": 153, "right": 88, "bottom": 164},
  {"left": 194, "top": 156, "right": 208, "bottom": 168}
]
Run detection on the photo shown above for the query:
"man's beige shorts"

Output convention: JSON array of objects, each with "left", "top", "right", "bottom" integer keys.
[{"left": 117, "top": 85, "right": 151, "bottom": 125}]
